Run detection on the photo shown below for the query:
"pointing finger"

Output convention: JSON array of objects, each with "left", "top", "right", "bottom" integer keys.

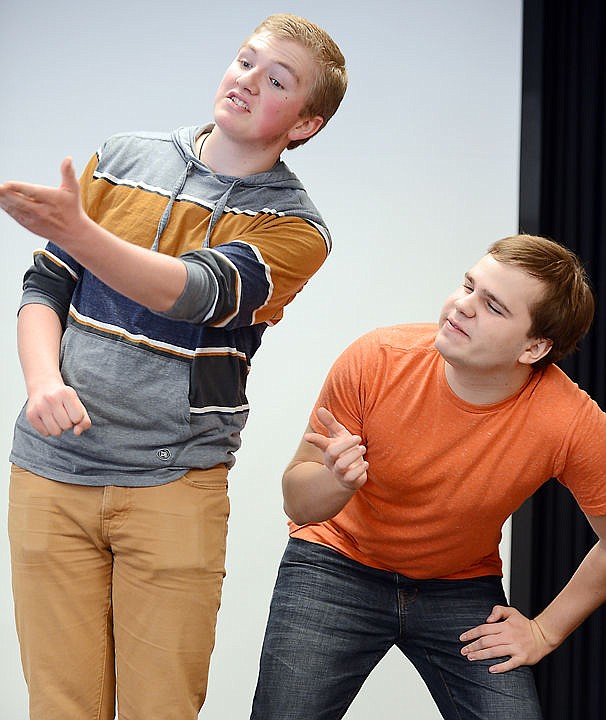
[{"left": 316, "top": 406, "right": 351, "bottom": 438}]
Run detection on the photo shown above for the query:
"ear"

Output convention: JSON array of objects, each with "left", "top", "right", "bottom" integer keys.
[
  {"left": 519, "top": 337, "right": 553, "bottom": 366},
  {"left": 288, "top": 115, "right": 324, "bottom": 143}
]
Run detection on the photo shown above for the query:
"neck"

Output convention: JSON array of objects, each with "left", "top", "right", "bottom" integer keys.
[
  {"left": 196, "top": 127, "right": 282, "bottom": 177},
  {"left": 443, "top": 361, "right": 533, "bottom": 405}
]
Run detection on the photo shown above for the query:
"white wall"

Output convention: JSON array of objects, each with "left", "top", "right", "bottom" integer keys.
[{"left": 0, "top": 1, "right": 522, "bottom": 717}]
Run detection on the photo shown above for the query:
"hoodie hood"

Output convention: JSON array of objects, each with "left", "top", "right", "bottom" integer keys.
[
  {"left": 93, "top": 125, "right": 329, "bottom": 253},
  {"left": 170, "top": 125, "right": 309, "bottom": 192},
  {"left": 156, "top": 125, "right": 327, "bottom": 250}
]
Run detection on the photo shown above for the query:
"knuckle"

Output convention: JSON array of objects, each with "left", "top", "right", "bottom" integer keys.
[{"left": 25, "top": 406, "right": 37, "bottom": 422}]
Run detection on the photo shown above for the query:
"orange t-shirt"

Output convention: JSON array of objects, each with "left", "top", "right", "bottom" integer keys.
[{"left": 290, "top": 324, "right": 606, "bottom": 580}]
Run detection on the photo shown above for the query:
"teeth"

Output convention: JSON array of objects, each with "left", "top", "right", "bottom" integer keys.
[{"left": 230, "top": 97, "right": 248, "bottom": 110}]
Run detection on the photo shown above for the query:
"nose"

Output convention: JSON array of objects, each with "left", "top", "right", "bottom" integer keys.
[
  {"left": 236, "top": 66, "right": 260, "bottom": 95},
  {"left": 454, "top": 291, "right": 476, "bottom": 317}
]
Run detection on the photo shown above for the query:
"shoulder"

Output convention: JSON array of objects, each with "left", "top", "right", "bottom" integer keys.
[
  {"left": 96, "top": 128, "right": 185, "bottom": 164},
  {"left": 533, "top": 364, "right": 605, "bottom": 425},
  {"left": 338, "top": 323, "right": 438, "bottom": 364},
  {"left": 371, "top": 323, "right": 439, "bottom": 354},
  {"left": 90, "top": 128, "right": 196, "bottom": 189},
  {"left": 253, "top": 160, "right": 327, "bottom": 226},
  {"left": 100, "top": 128, "right": 171, "bottom": 149},
  {"left": 538, "top": 363, "right": 596, "bottom": 399}
]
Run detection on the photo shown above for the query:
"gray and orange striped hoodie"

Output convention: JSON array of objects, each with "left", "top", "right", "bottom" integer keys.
[{"left": 10, "top": 125, "right": 331, "bottom": 486}]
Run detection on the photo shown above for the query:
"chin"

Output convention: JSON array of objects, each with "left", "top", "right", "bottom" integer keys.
[
  {"left": 434, "top": 335, "right": 446, "bottom": 357},
  {"left": 434, "top": 324, "right": 448, "bottom": 344}
]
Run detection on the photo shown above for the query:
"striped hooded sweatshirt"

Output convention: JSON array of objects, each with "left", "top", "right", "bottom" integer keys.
[{"left": 10, "top": 125, "right": 331, "bottom": 486}]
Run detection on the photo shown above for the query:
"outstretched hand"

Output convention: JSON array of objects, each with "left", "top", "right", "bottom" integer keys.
[
  {"left": 0, "top": 157, "right": 87, "bottom": 247},
  {"left": 459, "top": 605, "right": 553, "bottom": 673},
  {"left": 304, "top": 407, "right": 368, "bottom": 491}
]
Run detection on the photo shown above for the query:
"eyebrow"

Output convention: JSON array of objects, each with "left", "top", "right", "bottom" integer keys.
[
  {"left": 240, "top": 43, "right": 301, "bottom": 84},
  {"left": 464, "top": 272, "right": 512, "bottom": 315}
]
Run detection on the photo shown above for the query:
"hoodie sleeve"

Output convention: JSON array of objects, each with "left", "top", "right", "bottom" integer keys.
[
  {"left": 164, "top": 213, "right": 329, "bottom": 328},
  {"left": 17, "top": 156, "right": 97, "bottom": 324},
  {"left": 19, "top": 244, "right": 81, "bottom": 326}
]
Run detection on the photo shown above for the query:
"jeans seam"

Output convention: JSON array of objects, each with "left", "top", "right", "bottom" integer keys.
[
  {"left": 425, "top": 647, "right": 465, "bottom": 720},
  {"left": 333, "top": 646, "right": 392, "bottom": 719},
  {"left": 94, "top": 569, "right": 114, "bottom": 720}
]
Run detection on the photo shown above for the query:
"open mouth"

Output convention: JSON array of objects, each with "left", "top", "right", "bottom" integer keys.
[
  {"left": 447, "top": 318, "right": 468, "bottom": 337},
  {"left": 228, "top": 96, "right": 249, "bottom": 111}
]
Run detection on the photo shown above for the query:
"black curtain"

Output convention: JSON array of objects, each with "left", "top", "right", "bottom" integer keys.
[{"left": 511, "top": 0, "right": 606, "bottom": 718}]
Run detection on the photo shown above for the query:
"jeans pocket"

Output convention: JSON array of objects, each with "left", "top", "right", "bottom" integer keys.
[{"left": 178, "top": 466, "right": 228, "bottom": 490}]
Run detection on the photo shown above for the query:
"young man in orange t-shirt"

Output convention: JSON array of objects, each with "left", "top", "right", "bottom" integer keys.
[{"left": 250, "top": 235, "right": 606, "bottom": 720}]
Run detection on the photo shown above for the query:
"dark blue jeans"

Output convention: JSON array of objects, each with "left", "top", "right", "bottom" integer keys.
[{"left": 250, "top": 538, "right": 542, "bottom": 720}]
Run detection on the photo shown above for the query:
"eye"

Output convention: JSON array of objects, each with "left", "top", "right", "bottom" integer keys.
[
  {"left": 463, "top": 282, "right": 473, "bottom": 294},
  {"left": 487, "top": 301, "right": 503, "bottom": 315},
  {"left": 270, "top": 77, "right": 284, "bottom": 89},
  {"left": 239, "top": 59, "right": 252, "bottom": 70}
]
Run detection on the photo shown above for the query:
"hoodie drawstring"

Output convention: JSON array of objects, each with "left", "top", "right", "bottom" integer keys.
[
  {"left": 151, "top": 161, "right": 195, "bottom": 252},
  {"left": 203, "top": 179, "right": 241, "bottom": 248},
  {"left": 151, "top": 162, "right": 241, "bottom": 252}
]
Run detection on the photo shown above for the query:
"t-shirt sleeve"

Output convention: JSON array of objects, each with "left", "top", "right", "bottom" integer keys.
[
  {"left": 309, "top": 330, "right": 380, "bottom": 442},
  {"left": 558, "top": 396, "right": 606, "bottom": 516}
]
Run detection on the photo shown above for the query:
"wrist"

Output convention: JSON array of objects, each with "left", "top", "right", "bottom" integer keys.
[
  {"left": 26, "top": 372, "right": 64, "bottom": 397},
  {"left": 56, "top": 209, "right": 95, "bottom": 253},
  {"left": 531, "top": 616, "right": 562, "bottom": 652}
]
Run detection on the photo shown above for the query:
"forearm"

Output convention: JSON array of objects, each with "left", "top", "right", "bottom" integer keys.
[
  {"left": 17, "top": 303, "right": 92, "bottom": 436},
  {"left": 533, "top": 540, "right": 606, "bottom": 650},
  {"left": 18, "top": 303, "right": 64, "bottom": 392},
  {"left": 62, "top": 214, "right": 187, "bottom": 312},
  {"left": 283, "top": 461, "right": 357, "bottom": 525}
]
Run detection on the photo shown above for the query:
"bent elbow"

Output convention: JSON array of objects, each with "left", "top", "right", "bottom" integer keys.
[{"left": 283, "top": 499, "right": 305, "bottom": 527}]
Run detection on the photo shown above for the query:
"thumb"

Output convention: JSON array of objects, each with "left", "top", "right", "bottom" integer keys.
[
  {"left": 486, "top": 605, "right": 509, "bottom": 623},
  {"left": 73, "top": 411, "right": 92, "bottom": 436},
  {"left": 60, "top": 157, "right": 79, "bottom": 192},
  {"left": 304, "top": 431, "right": 331, "bottom": 452}
]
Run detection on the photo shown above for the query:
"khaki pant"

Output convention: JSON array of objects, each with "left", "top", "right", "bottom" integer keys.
[{"left": 8, "top": 465, "right": 230, "bottom": 720}]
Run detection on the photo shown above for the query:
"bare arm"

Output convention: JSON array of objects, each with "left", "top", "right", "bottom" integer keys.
[
  {"left": 0, "top": 158, "right": 187, "bottom": 312},
  {"left": 18, "top": 303, "right": 91, "bottom": 436},
  {"left": 283, "top": 407, "right": 368, "bottom": 525},
  {"left": 460, "top": 513, "right": 606, "bottom": 673}
]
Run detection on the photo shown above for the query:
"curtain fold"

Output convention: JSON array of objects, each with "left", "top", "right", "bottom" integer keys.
[{"left": 513, "top": 0, "right": 606, "bottom": 717}]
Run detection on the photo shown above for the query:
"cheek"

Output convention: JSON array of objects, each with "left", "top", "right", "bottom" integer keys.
[
  {"left": 485, "top": 331, "right": 517, "bottom": 358},
  {"left": 217, "top": 66, "right": 237, "bottom": 91},
  {"left": 439, "top": 295, "right": 456, "bottom": 318},
  {"left": 213, "top": 76, "right": 230, "bottom": 103},
  {"left": 258, "top": 101, "right": 295, "bottom": 130},
  {"left": 272, "top": 93, "right": 304, "bottom": 117},
  {"left": 269, "top": 96, "right": 291, "bottom": 114}
]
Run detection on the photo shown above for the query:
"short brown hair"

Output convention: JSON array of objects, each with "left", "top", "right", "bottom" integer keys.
[
  {"left": 250, "top": 14, "right": 348, "bottom": 149},
  {"left": 488, "top": 234, "right": 595, "bottom": 369}
]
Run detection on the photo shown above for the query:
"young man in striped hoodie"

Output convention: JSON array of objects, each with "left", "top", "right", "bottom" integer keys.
[{"left": 0, "top": 14, "right": 346, "bottom": 720}]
